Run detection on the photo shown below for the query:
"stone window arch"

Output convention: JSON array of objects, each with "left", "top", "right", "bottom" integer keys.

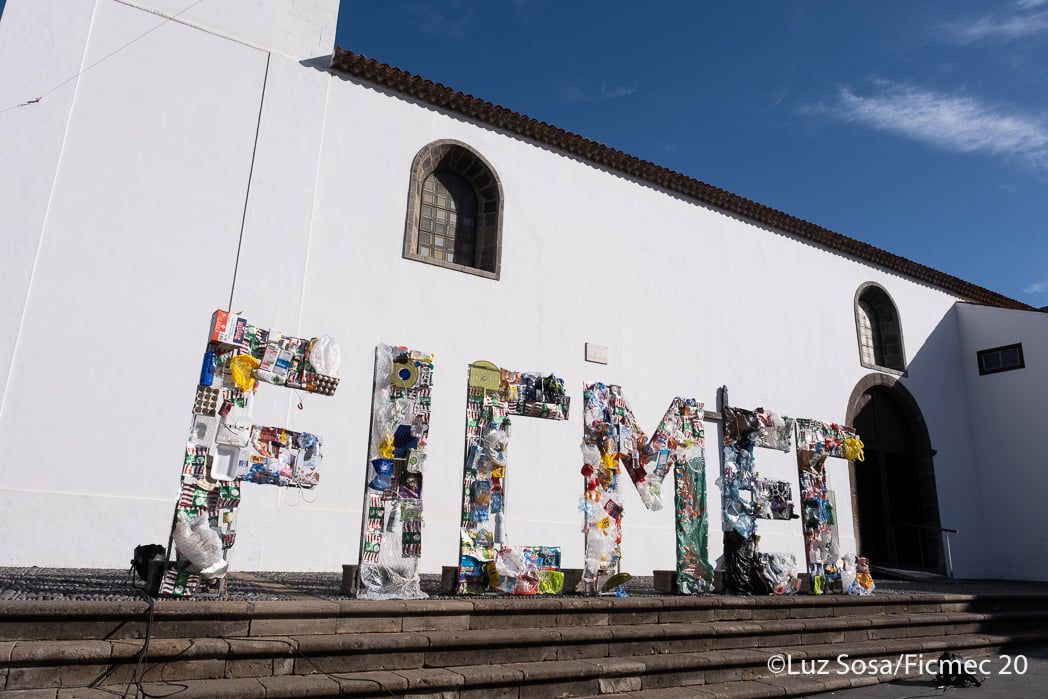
[
  {"left": 403, "top": 140, "right": 503, "bottom": 279},
  {"left": 854, "top": 283, "right": 905, "bottom": 372}
]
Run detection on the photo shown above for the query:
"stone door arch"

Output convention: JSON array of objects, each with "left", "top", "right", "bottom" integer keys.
[{"left": 846, "top": 374, "right": 943, "bottom": 572}]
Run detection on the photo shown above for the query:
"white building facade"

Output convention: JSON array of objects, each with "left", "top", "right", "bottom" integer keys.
[{"left": 1, "top": 0, "right": 1044, "bottom": 581}]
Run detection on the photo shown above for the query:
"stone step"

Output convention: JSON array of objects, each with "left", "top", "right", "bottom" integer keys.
[
  {"left": 588, "top": 644, "right": 1011, "bottom": 698},
  {"left": 3, "top": 608, "right": 1045, "bottom": 690},
  {"left": 3, "top": 592, "right": 1045, "bottom": 642},
  {"left": 4, "top": 606, "right": 1045, "bottom": 673},
  {"left": 587, "top": 673, "right": 892, "bottom": 698},
  {"left": 0, "top": 632, "right": 1036, "bottom": 698}
]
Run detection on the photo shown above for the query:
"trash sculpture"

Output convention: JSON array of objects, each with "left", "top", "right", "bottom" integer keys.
[
  {"left": 160, "top": 310, "right": 338, "bottom": 597},
  {"left": 794, "top": 418, "right": 872, "bottom": 595},
  {"left": 580, "top": 384, "right": 713, "bottom": 594},
  {"left": 357, "top": 344, "right": 434, "bottom": 599},
  {"left": 718, "top": 403, "right": 798, "bottom": 595},
  {"left": 456, "top": 361, "right": 570, "bottom": 594}
]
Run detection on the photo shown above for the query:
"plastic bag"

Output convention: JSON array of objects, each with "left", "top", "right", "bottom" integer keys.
[
  {"left": 758, "top": 553, "right": 800, "bottom": 595},
  {"left": 495, "top": 547, "right": 527, "bottom": 577},
  {"left": 754, "top": 409, "right": 794, "bottom": 452},
  {"left": 840, "top": 553, "right": 857, "bottom": 591},
  {"left": 216, "top": 395, "right": 253, "bottom": 448},
  {"left": 851, "top": 556, "right": 875, "bottom": 595},
  {"left": 723, "top": 530, "right": 761, "bottom": 595},
  {"left": 494, "top": 547, "right": 539, "bottom": 595},
  {"left": 369, "top": 458, "right": 394, "bottom": 492},
  {"left": 537, "top": 570, "right": 564, "bottom": 595},
  {"left": 356, "top": 503, "right": 428, "bottom": 600},
  {"left": 190, "top": 414, "right": 218, "bottom": 447},
  {"left": 229, "top": 355, "right": 260, "bottom": 391},
  {"left": 172, "top": 513, "right": 227, "bottom": 579},
  {"left": 457, "top": 554, "right": 488, "bottom": 593},
  {"left": 309, "top": 335, "right": 341, "bottom": 377},
  {"left": 723, "top": 406, "right": 760, "bottom": 444}
]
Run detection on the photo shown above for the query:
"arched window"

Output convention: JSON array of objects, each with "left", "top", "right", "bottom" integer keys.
[
  {"left": 856, "top": 299, "right": 882, "bottom": 366},
  {"left": 418, "top": 171, "right": 477, "bottom": 266},
  {"left": 854, "top": 283, "right": 905, "bottom": 372},
  {"left": 403, "top": 140, "right": 502, "bottom": 279}
]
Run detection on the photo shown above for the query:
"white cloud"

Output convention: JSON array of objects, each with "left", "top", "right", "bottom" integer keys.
[
  {"left": 1023, "top": 279, "right": 1048, "bottom": 293},
  {"left": 562, "top": 80, "right": 639, "bottom": 103},
  {"left": 1015, "top": 0, "right": 1048, "bottom": 10},
  {"left": 599, "top": 80, "right": 638, "bottom": 99},
  {"left": 942, "top": 9, "right": 1048, "bottom": 43},
  {"left": 806, "top": 81, "right": 1048, "bottom": 170},
  {"left": 771, "top": 85, "right": 790, "bottom": 107}
]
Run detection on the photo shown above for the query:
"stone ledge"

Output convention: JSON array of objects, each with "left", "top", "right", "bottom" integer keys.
[
  {"left": 1, "top": 631, "right": 1044, "bottom": 698},
  {"left": 4, "top": 608, "right": 1046, "bottom": 667},
  {"left": 5, "top": 590, "right": 1048, "bottom": 623}
]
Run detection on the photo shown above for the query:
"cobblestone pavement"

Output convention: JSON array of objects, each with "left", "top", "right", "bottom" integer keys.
[
  {"left": 4, "top": 567, "right": 1048, "bottom": 601},
  {"left": 807, "top": 642, "right": 1048, "bottom": 698},
  {"left": 0, "top": 567, "right": 291, "bottom": 601}
]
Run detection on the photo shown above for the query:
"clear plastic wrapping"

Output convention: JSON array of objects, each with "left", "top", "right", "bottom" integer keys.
[
  {"left": 456, "top": 364, "right": 569, "bottom": 594},
  {"left": 580, "top": 384, "right": 712, "bottom": 594},
  {"left": 357, "top": 344, "right": 434, "bottom": 600},
  {"left": 758, "top": 552, "right": 801, "bottom": 595},
  {"left": 172, "top": 513, "right": 227, "bottom": 579}
]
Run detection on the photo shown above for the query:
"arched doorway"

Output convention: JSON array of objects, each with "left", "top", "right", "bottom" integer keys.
[{"left": 846, "top": 375, "right": 943, "bottom": 573}]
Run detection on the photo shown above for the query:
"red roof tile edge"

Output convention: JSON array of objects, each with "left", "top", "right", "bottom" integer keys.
[{"left": 330, "top": 48, "right": 1029, "bottom": 311}]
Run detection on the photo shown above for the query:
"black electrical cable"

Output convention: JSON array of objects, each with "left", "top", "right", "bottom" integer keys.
[
  {"left": 85, "top": 566, "right": 188, "bottom": 699},
  {"left": 897, "top": 686, "right": 948, "bottom": 699},
  {"left": 92, "top": 571, "right": 397, "bottom": 698},
  {"left": 228, "top": 636, "right": 400, "bottom": 698}
]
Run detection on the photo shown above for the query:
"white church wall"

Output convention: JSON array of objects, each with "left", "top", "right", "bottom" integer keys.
[
  {"left": 900, "top": 306, "right": 991, "bottom": 579},
  {"left": 116, "top": 0, "right": 338, "bottom": 60},
  {"left": 956, "top": 304, "right": 1048, "bottom": 580},
  {"left": 0, "top": 1, "right": 1008, "bottom": 581},
  {"left": 0, "top": 0, "right": 270, "bottom": 565},
  {"left": 269, "top": 78, "right": 986, "bottom": 579},
  {"left": 0, "top": 0, "right": 97, "bottom": 406}
]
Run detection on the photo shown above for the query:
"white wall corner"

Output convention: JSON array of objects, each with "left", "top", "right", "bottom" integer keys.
[
  {"left": 272, "top": 0, "right": 341, "bottom": 59},
  {"left": 121, "top": 0, "right": 340, "bottom": 60}
]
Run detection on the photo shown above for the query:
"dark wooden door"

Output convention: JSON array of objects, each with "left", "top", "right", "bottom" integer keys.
[{"left": 852, "top": 386, "right": 935, "bottom": 570}]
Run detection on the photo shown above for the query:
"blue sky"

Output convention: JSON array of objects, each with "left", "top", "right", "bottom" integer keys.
[{"left": 336, "top": 1, "right": 1048, "bottom": 306}]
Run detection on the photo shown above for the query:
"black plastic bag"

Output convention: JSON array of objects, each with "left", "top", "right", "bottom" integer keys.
[
  {"left": 723, "top": 407, "right": 760, "bottom": 444},
  {"left": 723, "top": 531, "right": 766, "bottom": 595}
]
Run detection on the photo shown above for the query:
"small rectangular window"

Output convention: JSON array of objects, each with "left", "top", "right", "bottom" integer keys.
[{"left": 977, "top": 343, "right": 1025, "bottom": 376}]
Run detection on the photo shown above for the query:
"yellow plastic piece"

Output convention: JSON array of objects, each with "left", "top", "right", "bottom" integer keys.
[
  {"left": 468, "top": 361, "right": 502, "bottom": 391},
  {"left": 538, "top": 570, "right": 565, "bottom": 595},
  {"left": 229, "top": 355, "right": 261, "bottom": 391},
  {"left": 844, "top": 437, "right": 865, "bottom": 462}
]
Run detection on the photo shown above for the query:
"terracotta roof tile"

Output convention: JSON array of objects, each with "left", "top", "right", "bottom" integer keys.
[{"left": 330, "top": 48, "right": 1030, "bottom": 311}]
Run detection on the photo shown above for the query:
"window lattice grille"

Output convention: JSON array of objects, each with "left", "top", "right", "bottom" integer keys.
[{"left": 418, "top": 171, "right": 477, "bottom": 267}]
